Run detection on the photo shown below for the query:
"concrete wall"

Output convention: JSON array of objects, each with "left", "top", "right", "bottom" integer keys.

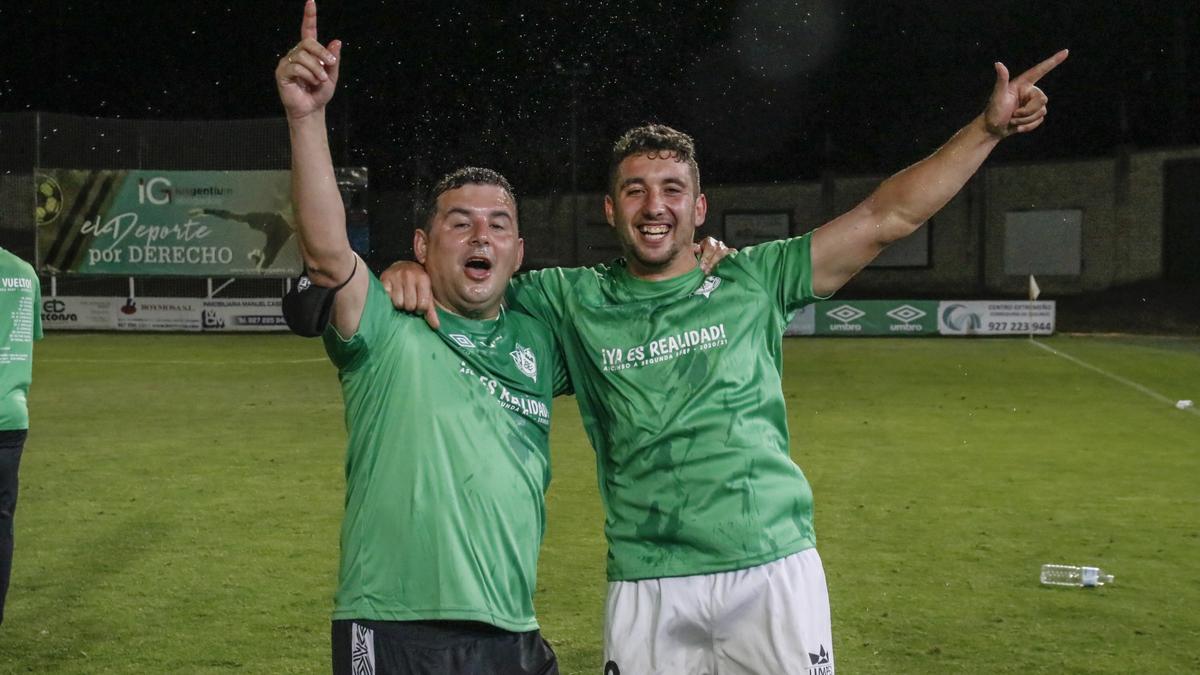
[
  {"left": 982, "top": 146, "right": 1200, "bottom": 294},
  {"left": 374, "top": 145, "right": 1200, "bottom": 294},
  {"left": 818, "top": 175, "right": 979, "bottom": 295}
]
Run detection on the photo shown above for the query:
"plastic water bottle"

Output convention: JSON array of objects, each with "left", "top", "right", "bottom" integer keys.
[{"left": 1040, "top": 564, "right": 1114, "bottom": 587}]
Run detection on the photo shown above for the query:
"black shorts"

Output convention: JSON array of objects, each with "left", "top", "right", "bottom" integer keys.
[{"left": 331, "top": 619, "right": 559, "bottom": 675}]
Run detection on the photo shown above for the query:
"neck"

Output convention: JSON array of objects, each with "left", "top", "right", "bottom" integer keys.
[
  {"left": 626, "top": 254, "right": 699, "bottom": 282},
  {"left": 435, "top": 298, "right": 501, "bottom": 321}
]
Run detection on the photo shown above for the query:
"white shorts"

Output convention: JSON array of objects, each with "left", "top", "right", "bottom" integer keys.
[{"left": 603, "top": 549, "right": 833, "bottom": 675}]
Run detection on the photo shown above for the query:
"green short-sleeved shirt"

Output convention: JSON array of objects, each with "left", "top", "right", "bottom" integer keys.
[
  {"left": 323, "top": 273, "right": 567, "bottom": 631},
  {"left": 0, "top": 248, "right": 43, "bottom": 431},
  {"left": 509, "top": 234, "right": 823, "bottom": 581}
]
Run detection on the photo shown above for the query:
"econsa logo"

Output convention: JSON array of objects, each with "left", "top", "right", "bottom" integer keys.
[{"left": 42, "top": 298, "right": 77, "bottom": 322}]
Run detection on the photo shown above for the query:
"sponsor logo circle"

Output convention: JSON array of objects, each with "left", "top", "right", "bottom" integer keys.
[
  {"left": 35, "top": 174, "right": 64, "bottom": 225},
  {"left": 941, "top": 303, "right": 982, "bottom": 332}
]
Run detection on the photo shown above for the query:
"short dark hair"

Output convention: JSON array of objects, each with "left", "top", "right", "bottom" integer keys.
[
  {"left": 608, "top": 124, "right": 701, "bottom": 196},
  {"left": 418, "top": 166, "right": 517, "bottom": 230}
]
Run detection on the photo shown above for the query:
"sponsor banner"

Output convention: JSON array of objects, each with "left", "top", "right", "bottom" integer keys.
[
  {"left": 814, "top": 300, "right": 939, "bottom": 336},
  {"left": 41, "top": 296, "right": 287, "bottom": 332},
  {"left": 117, "top": 298, "right": 205, "bottom": 332},
  {"left": 36, "top": 168, "right": 365, "bottom": 276},
  {"left": 39, "top": 296, "right": 119, "bottom": 330},
  {"left": 784, "top": 304, "right": 816, "bottom": 336},
  {"left": 199, "top": 298, "right": 288, "bottom": 332},
  {"left": 937, "top": 301, "right": 1056, "bottom": 336}
]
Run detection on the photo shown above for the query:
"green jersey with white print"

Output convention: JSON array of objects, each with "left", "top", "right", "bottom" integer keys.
[
  {"left": 323, "top": 273, "right": 567, "bottom": 631},
  {"left": 0, "top": 248, "right": 43, "bottom": 431},
  {"left": 509, "top": 233, "right": 824, "bottom": 581}
]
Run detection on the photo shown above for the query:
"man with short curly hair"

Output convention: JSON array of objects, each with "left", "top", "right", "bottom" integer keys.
[{"left": 385, "top": 46, "right": 1067, "bottom": 675}]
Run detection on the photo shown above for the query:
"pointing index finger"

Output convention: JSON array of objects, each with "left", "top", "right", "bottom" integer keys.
[
  {"left": 301, "top": 0, "right": 318, "bottom": 42},
  {"left": 1014, "top": 49, "right": 1068, "bottom": 86}
]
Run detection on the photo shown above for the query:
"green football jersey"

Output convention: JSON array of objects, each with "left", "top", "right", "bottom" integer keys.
[
  {"left": 0, "top": 248, "right": 43, "bottom": 431},
  {"left": 323, "top": 273, "right": 566, "bottom": 631},
  {"left": 510, "top": 234, "right": 824, "bottom": 581}
]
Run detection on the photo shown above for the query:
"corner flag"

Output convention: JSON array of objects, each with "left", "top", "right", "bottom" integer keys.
[{"left": 1028, "top": 275, "right": 1041, "bottom": 301}]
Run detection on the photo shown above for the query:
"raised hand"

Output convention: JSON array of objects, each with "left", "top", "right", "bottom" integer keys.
[
  {"left": 275, "top": 0, "right": 342, "bottom": 120},
  {"left": 984, "top": 49, "right": 1068, "bottom": 138}
]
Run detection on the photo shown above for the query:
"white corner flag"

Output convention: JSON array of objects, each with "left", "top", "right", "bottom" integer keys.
[{"left": 1028, "top": 275, "right": 1041, "bottom": 301}]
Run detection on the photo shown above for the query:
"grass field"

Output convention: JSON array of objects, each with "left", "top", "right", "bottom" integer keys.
[{"left": 2, "top": 333, "right": 1198, "bottom": 673}]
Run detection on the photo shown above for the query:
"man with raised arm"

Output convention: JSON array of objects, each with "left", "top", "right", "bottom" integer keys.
[
  {"left": 384, "top": 45, "right": 1066, "bottom": 675},
  {"left": 276, "top": 3, "right": 567, "bottom": 673}
]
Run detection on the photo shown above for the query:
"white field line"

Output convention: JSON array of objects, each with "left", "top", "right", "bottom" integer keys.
[
  {"left": 1029, "top": 338, "right": 1199, "bottom": 418},
  {"left": 40, "top": 358, "right": 327, "bottom": 366}
]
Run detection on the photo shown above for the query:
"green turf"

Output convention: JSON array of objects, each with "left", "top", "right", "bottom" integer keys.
[{"left": 2, "top": 334, "right": 1198, "bottom": 673}]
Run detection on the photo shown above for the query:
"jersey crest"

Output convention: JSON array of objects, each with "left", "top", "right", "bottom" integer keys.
[
  {"left": 510, "top": 343, "right": 538, "bottom": 382},
  {"left": 693, "top": 275, "right": 721, "bottom": 299}
]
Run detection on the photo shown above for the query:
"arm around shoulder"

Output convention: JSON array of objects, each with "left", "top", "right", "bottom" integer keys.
[{"left": 507, "top": 267, "right": 573, "bottom": 327}]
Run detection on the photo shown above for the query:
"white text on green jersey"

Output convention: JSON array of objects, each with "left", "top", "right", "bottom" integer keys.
[{"left": 600, "top": 323, "right": 728, "bottom": 371}]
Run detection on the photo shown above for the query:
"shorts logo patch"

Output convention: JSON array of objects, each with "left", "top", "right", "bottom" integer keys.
[
  {"left": 510, "top": 343, "right": 538, "bottom": 382},
  {"left": 807, "top": 643, "right": 833, "bottom": 674},
  {"left": 351, "top": 622, "right": 376, "bottom": 675}
]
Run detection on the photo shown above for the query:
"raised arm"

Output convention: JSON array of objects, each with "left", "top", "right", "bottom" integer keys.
[
  {"left": 810, "top": 50, "right": 1068, "bottom": 297},
  {"left": 275, "top": 0, "right": 366, "bottom": 334}
]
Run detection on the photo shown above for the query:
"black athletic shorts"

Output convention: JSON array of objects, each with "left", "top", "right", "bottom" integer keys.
[{"left": 331, "top": 619, "right": 559, "bottom": 675}]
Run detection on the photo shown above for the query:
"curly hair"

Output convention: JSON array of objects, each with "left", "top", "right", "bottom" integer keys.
[{"left": 607, "top": 124, "right": 701, "bottom": 196}]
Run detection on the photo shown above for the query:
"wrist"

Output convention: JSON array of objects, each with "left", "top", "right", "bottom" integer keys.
[
  {"left": 970, "top": 114, "right": 1006, "bottom": 145},
  {"left": 286, "top": 108, "right": 327, "bottom": 127},
  {"left": 978, "top": 112, "right": 1007, "bottom": 140}
]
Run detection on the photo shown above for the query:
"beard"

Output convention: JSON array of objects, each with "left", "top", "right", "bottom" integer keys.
[
  {"left": 615, "top": 219, "right": 690, "bottom": 273},
  {"left": 627, "top": 239, "right": 684, "bottom": 271}
]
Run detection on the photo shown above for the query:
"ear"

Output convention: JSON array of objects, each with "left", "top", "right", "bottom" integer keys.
[
  {"left": 413, "top": 228, "right": 429, "bottom": 264},
  {"left": 604, "top": 195, "right": 615, "bottom": 228},
  {"left": 694, "top": 193, "right": 708, "bottom": 228},
  {"left": 514, "top": 237, "right": 525, "bottom": 273}
]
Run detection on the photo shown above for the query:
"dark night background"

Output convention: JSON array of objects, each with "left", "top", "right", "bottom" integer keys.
[{"left": 1, "top": 0, "right": 1196, "bottom": 195}]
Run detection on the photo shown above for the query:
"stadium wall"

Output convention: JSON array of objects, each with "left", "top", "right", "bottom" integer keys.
[
  {"left": 7, "top": 112, "right": 1194, "bottom": 298},
  {"left": 983, "top": 146, "right": 1200, "bottom": 294},
  {"left": 423, "top": 144, "right": 1199, "bottom": 296}
]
